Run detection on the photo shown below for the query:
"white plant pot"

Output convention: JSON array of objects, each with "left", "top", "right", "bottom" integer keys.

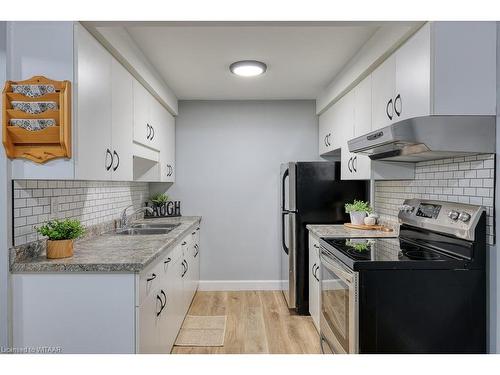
[{"left": 350, "top": 211, "right": 367, "bottom": 225}]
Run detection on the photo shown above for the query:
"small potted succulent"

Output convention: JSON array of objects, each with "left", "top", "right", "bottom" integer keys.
[
  {"left": 36, "top": 219, "right": 85, "bottom": 259},
  {"left": 150, "top": 193, "right": 169, "bottom": 216},
  {"left": 345, "top": 200, "right": 373, "bottom": 225}
]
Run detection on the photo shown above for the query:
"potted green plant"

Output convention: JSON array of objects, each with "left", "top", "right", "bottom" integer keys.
[
  {"left": 345, "top": 200, "right": 373, "bottom": 225},
  {"left": 150, "top": 193, "right": 169, "bottom": 216},
  {"left": 36, "top": 219, "right": 85, "bottom": 259}
]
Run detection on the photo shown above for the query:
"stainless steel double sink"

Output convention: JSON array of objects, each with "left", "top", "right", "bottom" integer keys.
[{"left": 115, "top": 222, "right": 180, "bottom": 236}]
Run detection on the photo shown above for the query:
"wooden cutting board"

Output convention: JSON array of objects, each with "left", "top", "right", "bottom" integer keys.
[{"left": 344, "top": 223, "right": 393, "bottom": 232}]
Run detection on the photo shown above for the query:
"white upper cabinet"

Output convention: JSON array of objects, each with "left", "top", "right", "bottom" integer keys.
[
  {"left": 347, "top": 76, "right": 372, "bottom": 180},
  {"left": 76, "top": 26, "right": 135, "bottom": 182},
  {"left": 133, "top": 81, "right": 151, "bottom": 149},
  {"left": 353, "top": 75, "right": 372, "bottom": 137},
  {"left": 370, "top": 55, "right": 396, "bottom": 131},
  {"left": 75, "top": 25, "right": 113, "bottom": 181},
  {"left": 9, "top": 22, "right": 177, "bottom": 182},
  {"left": 111, "top": 59, "right": 134, "bottom": 181},
  {"left": 133, "top": 82, "right": 163, "bottom": 152},
  {"left": 371, "top": 22, "right": 495, "bottom": 131},
  {"left": 394, "top": 23, "right": 431, "bottom": 122},
  {"left": 159, "top": 107, "right": 176, "bottom": 183},
  {"left": 318, "top": 104, "right": 335, "bottom": 155}
]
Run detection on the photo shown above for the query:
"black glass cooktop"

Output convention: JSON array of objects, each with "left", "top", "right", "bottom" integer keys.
[{"left": 321, "top": 237, "right": 464, "bottom": 270}]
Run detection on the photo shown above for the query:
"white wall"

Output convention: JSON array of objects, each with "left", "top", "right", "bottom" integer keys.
[
  {"left": 168, "top": 101, "right": 318, "bottom": 286},
  {"left": 0, "top": 20, "right": 11, "bottom": 348}
]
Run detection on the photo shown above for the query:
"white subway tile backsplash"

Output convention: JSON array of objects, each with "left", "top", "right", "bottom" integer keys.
[
  {"left": 12, "top": 180, "right": 150, "bottom": 246},
  {"left": 374, "top": 154, "right": 495, "bottom": 245}
]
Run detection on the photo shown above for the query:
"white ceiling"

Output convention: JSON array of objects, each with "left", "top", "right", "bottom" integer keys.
[{"left": 124, "top": 23, "right": 380, "bottom": 100}]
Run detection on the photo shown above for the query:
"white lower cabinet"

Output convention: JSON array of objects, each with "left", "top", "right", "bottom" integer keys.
[
  {"left": 137, "top": 230, "right": 201, "bottom": 354},
  {"left": 308, "top": 233, "right": 321, "bottom": 333},
  {"left": 12, "top": 225, "right": 201, "bottom": 354}
]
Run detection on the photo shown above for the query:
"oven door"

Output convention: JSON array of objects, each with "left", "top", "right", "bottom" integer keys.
[{"left": 320, "top": 249, "right": 359, "bottom": 354}]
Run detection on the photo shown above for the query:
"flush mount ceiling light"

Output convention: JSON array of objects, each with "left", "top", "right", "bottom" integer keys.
[{"left": 229, "top": 60, "right": 267, "bottom": 77}]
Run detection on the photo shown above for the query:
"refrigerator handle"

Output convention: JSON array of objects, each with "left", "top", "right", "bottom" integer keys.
[
  {"left": 281, "top": 168, "right": 289, "bottom": 210},
  {"left": 281, "top": 211, "right": 289, "bottom": 255}
]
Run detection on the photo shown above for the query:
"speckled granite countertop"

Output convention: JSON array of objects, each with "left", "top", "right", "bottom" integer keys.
[
  {"left": 306, "top": 224, "right": 398, "bottom": 239},
  {"left": 10, "top": 216, "right": 201, "bottom": 273}
]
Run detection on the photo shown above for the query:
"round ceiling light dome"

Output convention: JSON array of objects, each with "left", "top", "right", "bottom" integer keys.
[{"left": 230, "top": 60, "right": 267, "bottom": 77}]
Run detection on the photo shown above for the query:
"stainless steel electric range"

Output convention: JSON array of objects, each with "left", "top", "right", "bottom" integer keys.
[{"left": 319, "top": 198, "right": 487, "bottom": 354}]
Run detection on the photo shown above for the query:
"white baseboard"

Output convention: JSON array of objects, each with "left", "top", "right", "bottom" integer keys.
[{"left": 198, "top": 280, "right": 282, "bottom": 291}]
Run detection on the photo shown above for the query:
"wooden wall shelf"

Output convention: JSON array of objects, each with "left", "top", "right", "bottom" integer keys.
[{"left": 2, "top": 76, "right": 71, "bottom": 163}]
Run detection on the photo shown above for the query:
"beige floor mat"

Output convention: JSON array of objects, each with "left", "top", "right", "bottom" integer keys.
[{"left": 175, "top": 315, "right": 227, "bottom": 347}]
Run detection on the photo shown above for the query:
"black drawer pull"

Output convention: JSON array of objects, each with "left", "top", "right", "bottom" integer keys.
[{"left": 146, "top": 273, "right": 156, "bottom": 282}]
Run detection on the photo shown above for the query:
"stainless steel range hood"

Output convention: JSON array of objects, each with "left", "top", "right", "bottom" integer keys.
[{"left": 348, "top": 116, "right": 496, "bottom": 162}]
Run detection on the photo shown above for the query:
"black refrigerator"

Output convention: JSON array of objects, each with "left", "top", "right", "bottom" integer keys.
[{"left": 280, "top": 161, "right": 369, "bottom": 314}]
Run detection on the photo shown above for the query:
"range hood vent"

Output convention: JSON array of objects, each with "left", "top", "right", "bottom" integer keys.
[{"left": 348, "top": 116, "right": 496, "bottom": 162}]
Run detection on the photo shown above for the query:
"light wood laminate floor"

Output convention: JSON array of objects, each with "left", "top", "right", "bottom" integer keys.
[{"left": 171, "top": 291, "right": 321, "bottom": 354}]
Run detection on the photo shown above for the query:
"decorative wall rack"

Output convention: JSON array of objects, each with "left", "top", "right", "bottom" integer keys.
[{"left": 2, "top": 76, "right": 71, "bottom": 163}]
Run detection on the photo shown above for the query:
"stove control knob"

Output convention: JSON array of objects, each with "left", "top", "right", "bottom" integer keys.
[
  {"left": 448, "top": 211, "right": 459, "bottom": 221},
  {"left": 458, "top": 212, "right": 471, "bottom": 222},
  {"left": 399, "top": 205, "right": 414, "bottom": 213}
]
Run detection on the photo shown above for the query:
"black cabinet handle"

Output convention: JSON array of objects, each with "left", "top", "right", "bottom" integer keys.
[
  {"left": 160, "top": 289, "right": 167, "bottom": 309},
  {"left": 146, "top": 273, "right": 157, "bottom": 282},
  {"left": 185, "top": 260, "right": 189, "bottom": 273},
  {"left": 194, "top": 244, "right": 199, "bottom": 258},
  {"left": 146, "top": 124, "right": 151, "bottom": 140},
  {"left": 112, "top": 150, "right": 120, "bottom": 171},
  {"left": 347, "top": 157, "right": 353, "bottom": 173},
  {"left": 386, "top": 98, "right": 394, "bottom": 120},
  {"left": 196, "top": 227, "right": 200, "bottom": 231},
  {"left": 192, "top": 231, "right": 196, "bottom": 235},
  {"left": 394, "top": 94, "right": 402, "bottom": 117},
  {"left": 324, "top": 135, "right": 328, "bottom": 147},
  {"left": 327, "top": 133, "right": 331, "bottom": 146},
  {"left": 312, "top": 263, "right": 317, "bottom": 277},
  {"left": 164, "top": 257, "right": 171, "bottom": 265},
  {"left": 352, "top": 156, "right": 357, "bottom": 173},
  {"left": 181, "top": 260, "right": 187, "bottom": 277},
  {"left": 150, "top": 126, "right": 155, "bottom": 141},
  {"left": 156, "top": 295, "right": 163, "bottom": 316},
  {"left": 313, "top": 244, "right": 319, "bottom": 249},
  {"left": 105, "top": 148, "right": 113, "bottom": 171},
  {"left": 314, "top": 265, "right": 320, "bottom": 281},
  {"left": 182, "top": 241, "right": 187, "bottom": 246}
]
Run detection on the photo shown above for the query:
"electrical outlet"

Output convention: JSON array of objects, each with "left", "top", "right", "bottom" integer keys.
[{"left": 50, "top": 197, "right": 61, "bottom": 219}]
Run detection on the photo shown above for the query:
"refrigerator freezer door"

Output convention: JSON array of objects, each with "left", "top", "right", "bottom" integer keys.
[
  {"left": 280, "top": 163, "right": 296, "bottom": 212},
  {"left": 281, "top": 211, "right": 296, "bottom": 308}
]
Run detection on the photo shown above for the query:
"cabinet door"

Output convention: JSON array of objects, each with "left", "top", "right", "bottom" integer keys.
[
  {"left": 75, "top": 26, "right": 112, "bottom": 180},
  {"left": 371, "top": 55, "right": 396, "bottom": 131},
  {"left": 137, "top": 290, "right": 162, "bottom": 353},
  {"left": 308, "top": 235, "right": 320, "bottom": 332},
  {"left": 133, "top": 80, "right": 151, "bottom": 148},
  {"left": 344, "top": 76, "right": 372, "bottom": 180},
  {"left": 148, "top": 98, "right": 163, "bottom": 152},
  {"left": 111, "top": 59, "right": 134, "bottom": 181},
  {"left": 158, "top": 259, "right": 180, "bottom": 354},
  {"left": 318, "top": 110, "right": 331, "bottom": 156},
  {"left": 395, "top": 23, "right": 431, "bottom": 122},
  {"left": 353, "top": 75, "right": 372, "bottom": 136},
  {"left": 159, "top": 107, "right": 176, "bottom": 182},
  {"left": 334, "top": 92, "right": 356, "bottom": 180}
]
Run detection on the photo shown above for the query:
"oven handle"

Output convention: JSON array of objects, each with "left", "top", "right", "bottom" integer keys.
[{"left": 320, "top": 250, "right": 354, "bottom": 283}]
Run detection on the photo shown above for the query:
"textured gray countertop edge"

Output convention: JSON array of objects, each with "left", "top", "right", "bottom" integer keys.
[
  {"left": 10, "top": 216, "right": 201, "bottom": 274},
  {"left": 306, "top": 224, "right": 399, "bottom": 239}
]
